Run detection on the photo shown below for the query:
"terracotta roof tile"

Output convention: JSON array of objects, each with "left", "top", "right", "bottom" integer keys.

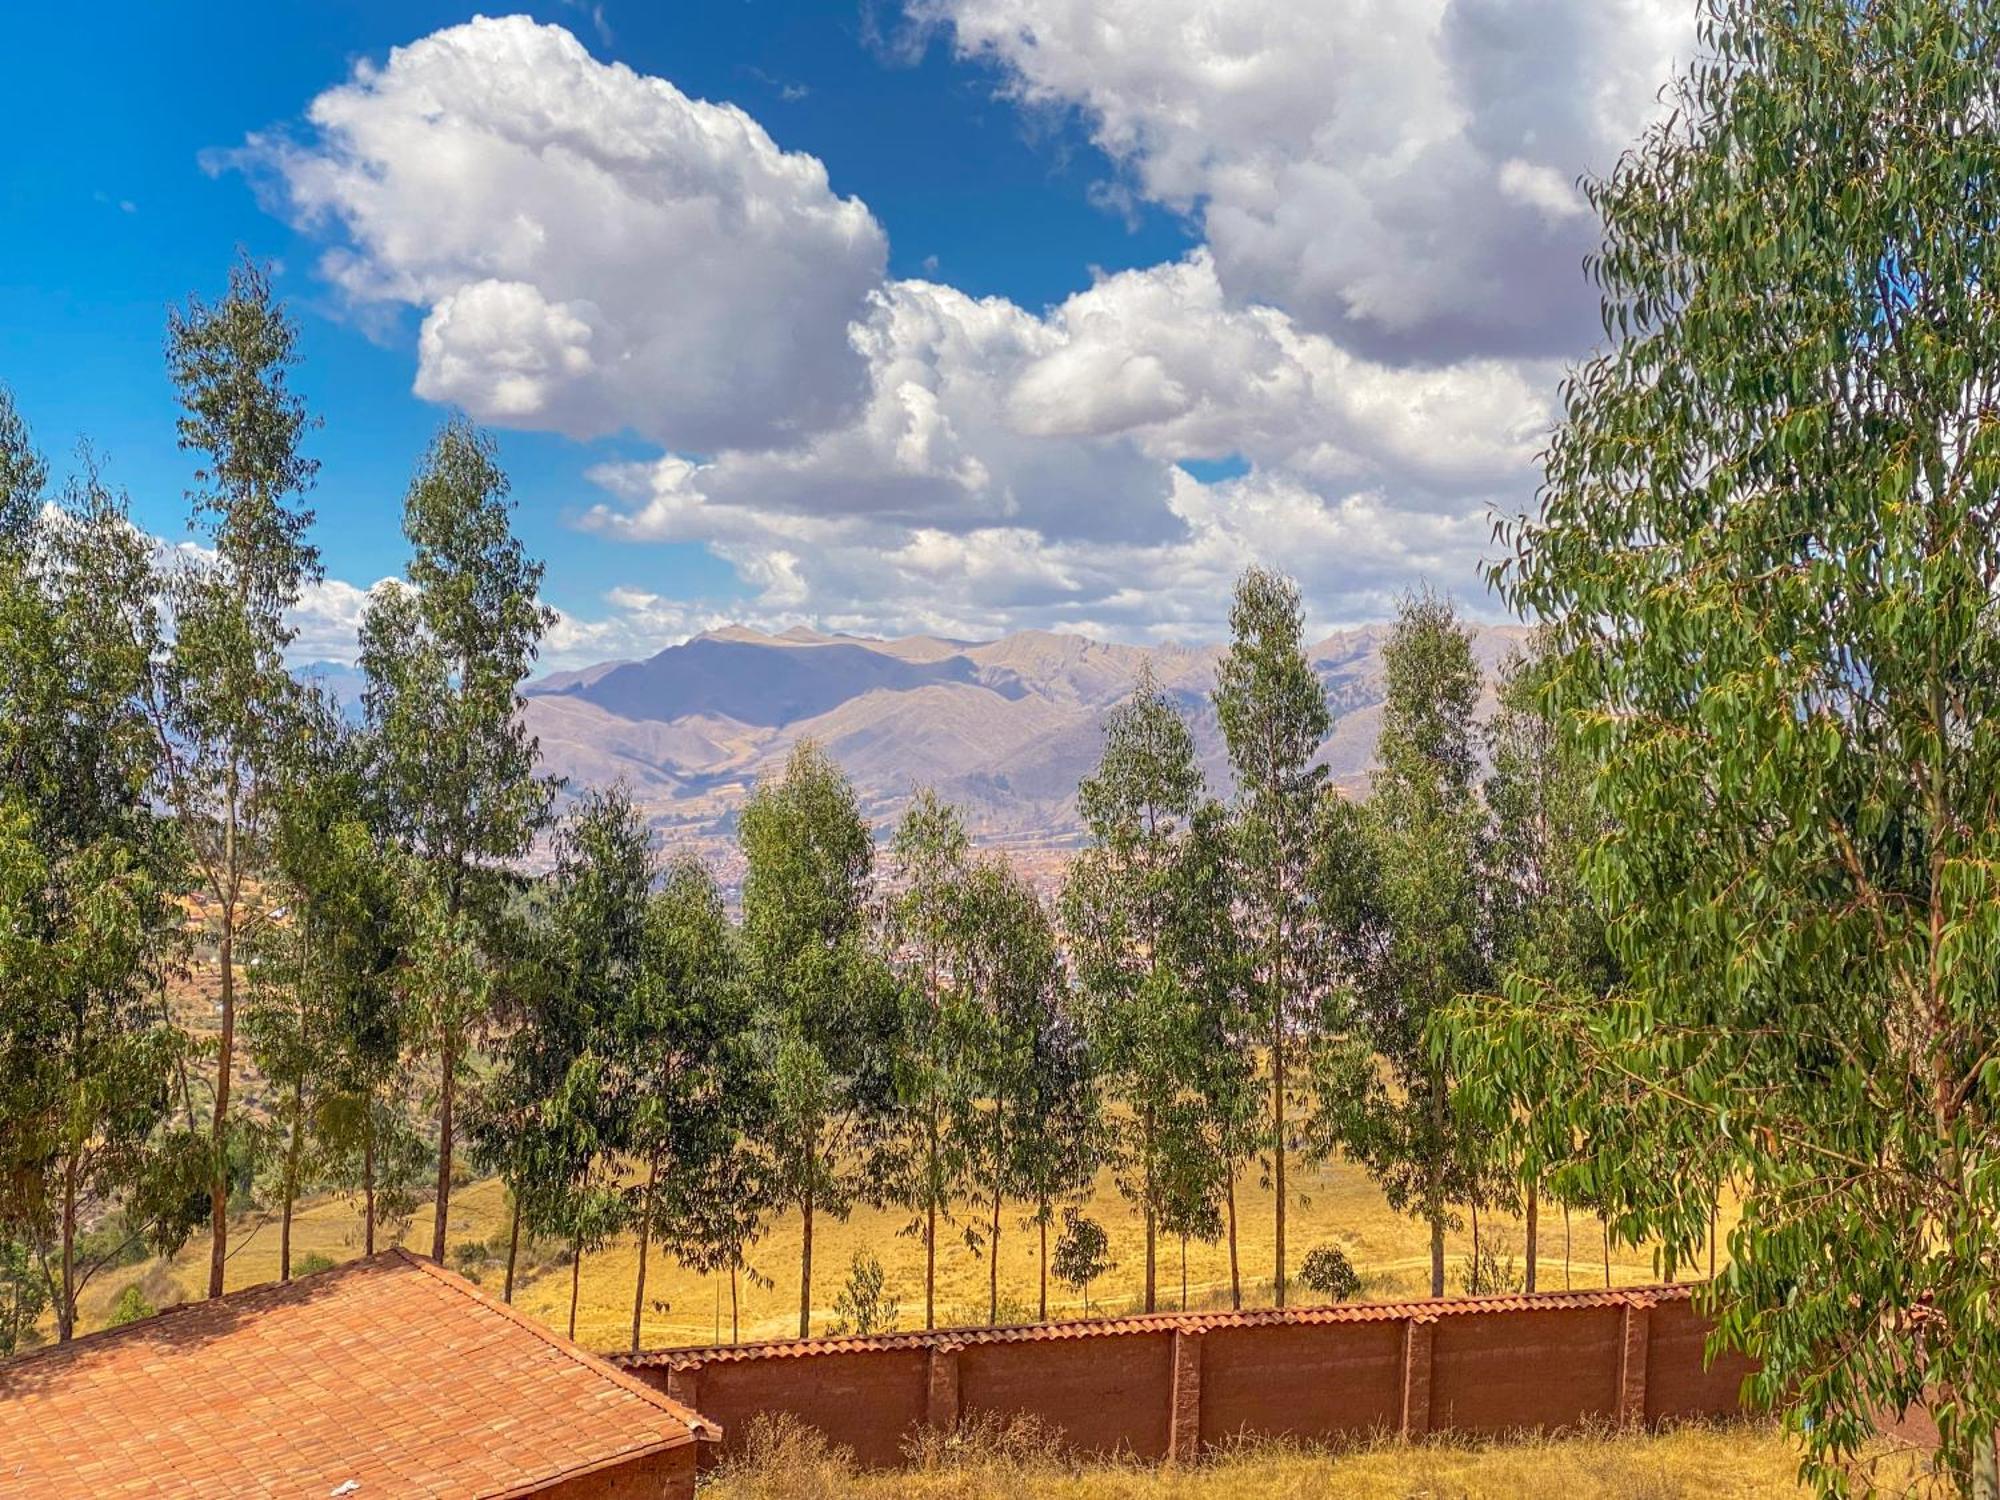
[
  {"left": 620, "top": 1283, "right": 1695, "bottom": 1369},
  {"left": 1, "top": 1248, "right": 716, "bottom": 1497}
]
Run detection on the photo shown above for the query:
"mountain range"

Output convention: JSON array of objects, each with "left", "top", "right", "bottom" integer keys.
[{"left": 502, "top": 620, "right": 1531, "bottom": 869}]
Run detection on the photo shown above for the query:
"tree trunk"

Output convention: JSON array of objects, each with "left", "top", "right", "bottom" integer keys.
[
  {"left": 504, "top": 1191, "right": 522, "bottom": 1304},
  {"left": 568, "top": 1243, "right": 582, "bottom": 1341},
  {"left": 730, "top": 1259, "right": 739, "bottom": 1344},
  {"left": 363, "top": 1119, "right": 377, "bottom": 1257},
  {"left": 1179, "top": 1235, "right": 1187, "bottom": 1311},
  {"left": 988, "top": 1181, "right": 1002, "bottom": 1326},
  {"left": 1271, "top": 930, "right": 1287, "bottom": 1309},
  {"left": 280, "top": 1080, "right": 305, "bottom": 1282},
  {"left": 926, "top": 1197, "right": 937, "bottom": 1331},
  {"left": 431, "top": 1031, "right": 456, "bottom": 1262},
  {"left": 631, "top": 1155, "right": 659, "bottom": 1355},
  {"left": 1427, "top": 1072, "right": 1450, "bottom": 1299},
  {"left": 1524, "top": 1178, "right": 1538, "bottom": 1294},
  {"left": 1038, "top": 1201, "right": 1048, "bottom": 1323},
  {"left": 1470, "top": 1197, "right": 1482, "bottom": 1295},
  {"left": 1142, "top": 1107, "right": 1157, "bottom": 1314},
  {"left": 58, "top": 1151, "right": 77, "bottom": 1343},
  {"left": 798, "top": 1191, "right": 814, "bottom": 1339},
  {"left": 1708, "top": 1200, "right": 1718, "bottom": 1279},
  {"left": 1144, "top": 1199, "right": 1157, "bottom": 1315},
  {"left": 209, "top": 822, "right": 237, "bottom": 1300},
  {"left": 1603, "top": 1220, "right": 1612, "bottom": 1288},
  {"left": 1226, "top": 1170, "right": 1241, "bottom": 1310},
  {"left": 1563, "top": 1202, "right": 1573, "bottom": 1291}
]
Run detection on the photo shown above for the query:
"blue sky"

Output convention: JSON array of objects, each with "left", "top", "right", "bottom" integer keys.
[{"left": 0, "top": 1, "right": 1689, "bottom": 666}]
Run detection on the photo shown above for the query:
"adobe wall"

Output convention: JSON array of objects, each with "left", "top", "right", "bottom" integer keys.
[
  {"left": 528, "top": 1443, "right": 696, "bottom": 1500},
  {"left": 622, "top": 1285, "right": 1754, "bottom": 1472}
]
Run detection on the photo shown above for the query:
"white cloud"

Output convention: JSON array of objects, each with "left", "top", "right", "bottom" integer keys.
[
  {"left": 233, "top": 14, "right": 887, "bottom": 450},
  {"left": 915, "top": 0, "right": 1688, "bottom": 360},
  {"left": 228, "top": 7, "right": 1677, "bottom": 656}
]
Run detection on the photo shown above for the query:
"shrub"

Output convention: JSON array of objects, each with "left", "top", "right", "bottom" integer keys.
[
  {"left": 105, "top": 1283, "right": 156, "bottom": 1328},
  {"left": 1456, "top": 1242, "right": 1523, "bottom": 1297},
  {"left": 828, "top": 1249, "right": 899, "bottom": 1337},
  {"left": 294, "top": 1251, "right": 337, "bottom": 1277},
  {"left": 1297, "top": 1245, "right": 1361, "bottom": 1302},
  {"left": 1051, "top": 1210, "right": 1111, "bottom": 1315}
]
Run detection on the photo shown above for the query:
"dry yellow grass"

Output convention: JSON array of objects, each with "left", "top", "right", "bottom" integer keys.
[
  {"left": 701, "top": 1414, "right": 1935, "bottom": 1500},
  {"left": 78, "top": 1151, "right": 1720, "bottom": 1355}
]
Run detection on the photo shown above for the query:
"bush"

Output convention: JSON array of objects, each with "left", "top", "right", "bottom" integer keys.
[
  {"left": 294, "top": 1251, "right": 337, "bottom": 1277},
  {"left": 1297, "top": 1245, "right": 1361, "bottom": 1302},
  {"left": 1456, "top": 1242, "right": 1524, "bottom": 1297},
  {"left": 828, "top": 1250, "right": 899, "bottom": 1337},
  {"left": 1051, "top": 1210, "right": 1111, "bottom": 1314},
  {"left": 105, "top": 1283, "right": 156, "bottom": 1328}
]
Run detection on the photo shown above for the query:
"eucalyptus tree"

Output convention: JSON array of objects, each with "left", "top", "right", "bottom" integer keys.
[
  {"left": 884, "top": 790, "right": 982, "bottom": 1329},
  {"left": 361, "top": 417, "right": 556, "bottom": 1262},
  {"left": 616, "top": 853, "right": 756, "bottom": 1355},
  {"left": 474, "top": 787, "right": 644, "bottom": 1314},
  {"left": 1327, "top": 590, "right": 1491, "bottom": 1298},
  {"left": 1461, "top": 638, "right": 1627, "bottom": 1292},
  {"left": 1212, "top": 566, "right": 1331, "bottom": 1307},
  {"left": 1473, "top": 1, "right": 2000, "bottom": 1488},
  {"left": 1010, "top": 978, "right": 1100, "bottom": 1324},
  {"left": 957, "top": 856, "right": 1068, "bottom": 1326},
  {"left": 739, "top": 741, "right": 897, "bottom": 1338},
  {"left": 243, "top": 692, "right": 367, "bottom": 1282},
  {"left": 1063, "top": 666, "right": 1203, "bottom": 1312},
  {"left": 1160, "top": 798, "right": 1258, "bottom": 1308},
  {"left": 0, "top": 417, "right": 204, "bottom": 1338},
  {"left": 150, "top": 260, "right": 322, "bottom": 1296}
]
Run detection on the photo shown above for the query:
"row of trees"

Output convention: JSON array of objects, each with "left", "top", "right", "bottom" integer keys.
[
  {"left": 0, "top": 258, "right": 1607, "bottom": 1360},
  {"left": 0, "top": 261, "right": 554, "bottom": 1345}
]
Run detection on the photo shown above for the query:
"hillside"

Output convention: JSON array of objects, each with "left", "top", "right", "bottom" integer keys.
[{"left": 513, "top": 620, "right": 1532, "bottom": 864}]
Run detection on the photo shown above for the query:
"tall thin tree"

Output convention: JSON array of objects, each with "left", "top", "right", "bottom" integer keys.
[
  {"left": 362, "top": 417, "right": 556, "bottom": 1263},
  {"left": 152, "top": 260, "right": 322, "bottom": 1296},
  {"left": 1212, "top": 567, "right": 1330, "bottom": 1307}
]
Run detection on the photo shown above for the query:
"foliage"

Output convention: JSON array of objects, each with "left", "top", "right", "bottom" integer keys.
[
  {"left": 361, "top": 415, "right": 556, "bottom": 1261},
  {"left": 1476, "top": 0, "right": 2000, "bottom": 1489},
  {"left": 739, "top": 741, "right": 899, "bottom": 1336},
  {"left": 1212, "top": 566, "right": 1333, "bottom": 1308},
  {"left": 884, "top": 790, "right": 984, "bottom": 1328},
  {"left": 1296, "top": 1244, "right": 1360, "bottom": 1302},
  {"left": 0, "top": 407, "right": 203, "bottom": 1340},
  {"left": 828, "top": 1248, "right": 900, "bottom": 1337},
  {"left": 614, "top": 849, "right": 761, "bottom": 1352},
  {"left": 1321, "top": 590, "right": 1494, "bottom": 1298},
  {"left": 1051, "top": 1209, "right": 1112, "bottom": 1313},
  {"left": 154, "top": 257, "right": 323, "bottom": 1298},
  {"left": 1065, "top": 668, "right": 1231, "bottom": 1313},
  {"left": 104, "top": 1283, "right": 155, "bottom": 1328}
]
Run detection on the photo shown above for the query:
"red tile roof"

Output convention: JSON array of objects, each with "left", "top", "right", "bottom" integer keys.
[
  {"left": 0, "top": 1247, "right": 717, "bottom": 1497},
  {"left": 620, "top": 1283, "right": 1695, "bottom": 1369}
]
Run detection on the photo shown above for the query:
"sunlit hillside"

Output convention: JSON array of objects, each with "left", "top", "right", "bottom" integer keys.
[{"left": 75, "top": 1149, "right": 1722, "bottom": 1355}]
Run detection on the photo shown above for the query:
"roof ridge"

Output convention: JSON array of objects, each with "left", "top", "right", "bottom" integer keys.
[{"left": 397, "top": 1251, "right": 719, "bottom": 1441}]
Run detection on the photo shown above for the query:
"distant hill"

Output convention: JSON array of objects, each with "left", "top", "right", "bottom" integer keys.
[{"left": 516, "top": 620, "right": 1533, "bottom": 864}]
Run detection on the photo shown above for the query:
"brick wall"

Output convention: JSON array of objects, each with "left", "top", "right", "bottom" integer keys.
[{"left": 619, "top": 1285, "right": 1756, "bottom": 1471}]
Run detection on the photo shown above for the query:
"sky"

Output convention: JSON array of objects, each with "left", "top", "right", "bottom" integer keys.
[{"left": 0, "top": 0, "right": 1692, "bottom": 669}]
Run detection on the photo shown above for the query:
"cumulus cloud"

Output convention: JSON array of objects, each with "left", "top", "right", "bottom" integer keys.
[
  {"left": 914, "top": 0, "right": 1689, "bottom": 361},
  {"left": 231, "top": 14, "right": 887, "bottom": 450},
  {"left": 228, "top": 6, "right": 1686, "bottom": 657}
]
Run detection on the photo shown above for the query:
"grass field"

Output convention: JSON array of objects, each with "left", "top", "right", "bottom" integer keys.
[
  {"left": 76, "top": 1147, "right": 1716, "bottom": 1354},
  {"left": 700, "top": 1413, "right": 1935, "bottom": 1499}
]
